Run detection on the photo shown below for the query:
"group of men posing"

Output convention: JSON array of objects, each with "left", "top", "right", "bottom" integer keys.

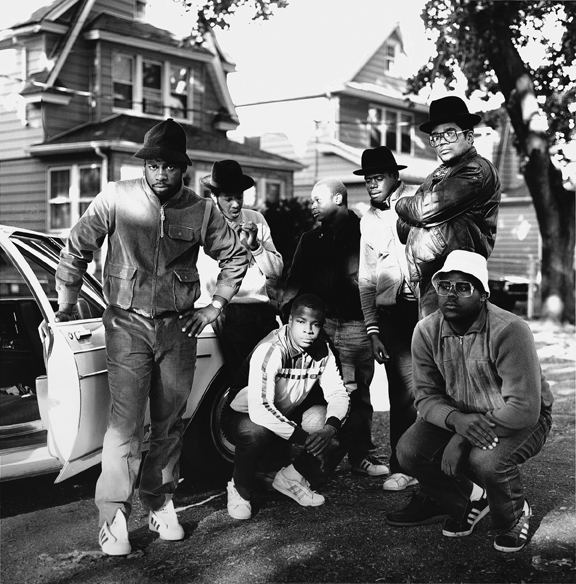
[{"left": 55, "top": 95, "right": 553, "bottom": 558}]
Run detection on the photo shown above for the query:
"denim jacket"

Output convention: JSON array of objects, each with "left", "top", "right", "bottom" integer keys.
[
  {"left": 56, "top": 178, "right": 248, "bottom": 317},
  {"left": 396, "top": 148, "right": 501, "bottom": 284}
]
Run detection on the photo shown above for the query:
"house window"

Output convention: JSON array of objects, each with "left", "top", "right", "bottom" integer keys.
[
  {"left": 112, "top": 52, "right": 194, "bottom": 121},
  {"left": 142, "top": 60, "right": 162, "bottom": 115},
  {"left": 384, "top": 41, "right": 397, "bottom": 73},
  {"left": 368, "top": 106, "right": 413, "bottom": 154},
  {"left": 48, "top": 165, "right": 101, "bottom": 231},
  {"left": 265, "top": 181, "right": 282, "bottom": 204},
  {"left": 112, "top": 54, "right": 134, "bottom": 109}
]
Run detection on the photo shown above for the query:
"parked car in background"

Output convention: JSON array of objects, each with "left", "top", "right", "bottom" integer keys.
[
  {"left": 0, "top": 226, "right": 234, "bottom": 482},
  {"left": 489, "top": 275, "right": 535, "bottom": 312}
]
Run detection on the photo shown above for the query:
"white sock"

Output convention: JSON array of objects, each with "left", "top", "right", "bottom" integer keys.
[
  {"left": 282, "top": 464, "right": 304, "bottom": 481},
  {"left": 470, "top": 483, "right": 484, "bottom": 501}
]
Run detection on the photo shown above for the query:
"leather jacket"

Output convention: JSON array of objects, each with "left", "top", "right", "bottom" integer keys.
[
  {"left": 396, "top": 147, "right": 501, "bottom": 284},
  {"left": 56, "top": 178, "right": 248, "bottom": 317}
]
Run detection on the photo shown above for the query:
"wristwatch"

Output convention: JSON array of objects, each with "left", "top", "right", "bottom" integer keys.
[{"left": 211, "top": 298, "right": 225, "bottom": 312}]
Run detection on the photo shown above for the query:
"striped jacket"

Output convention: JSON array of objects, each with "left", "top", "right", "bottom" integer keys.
[{"left": 229, "top": 325, "right": 350, "bottom": 443}]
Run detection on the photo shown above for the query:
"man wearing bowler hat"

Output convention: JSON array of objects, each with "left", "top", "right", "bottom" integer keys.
[
  {"left": 55, "top": 119, "right": 248, "bottom": 555},
  {"left": 199, "top": 159, "right": 283, "bottom": 380},
  {"left": 354, "top": 146, "right": 420, "bottom": 491},
  {"left": 395, "top": 95, "right": 501, "bottom": 317}
]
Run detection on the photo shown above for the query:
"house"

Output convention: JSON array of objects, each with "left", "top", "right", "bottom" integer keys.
[
  {"left": 225, "top": 20, "right": 439, "bottom": 213},
  {"left": 0, "top": 0, "right": 301, "bottom": 241}
]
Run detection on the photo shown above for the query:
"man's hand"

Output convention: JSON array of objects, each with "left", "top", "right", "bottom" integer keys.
[
  {"left": 369, "top": 334, "right": 389, "bottom": 364},
  {"left": 54, "top": 303, "right": 74, "bottom": 323},
  {"left": 179, "top": 305, "right": 221, "bottom": 338},
  {"left": 441, "top": 434, "right": 471, "bottom": 477},
  {"left": 304, "top": 425, "right": 337, "bottom": 457},
  {"left": 447, "top": 411, "right": 498, "bottom": 450},
  {"left": 239, "top": 221, "right": 259, "bottom": 251}
]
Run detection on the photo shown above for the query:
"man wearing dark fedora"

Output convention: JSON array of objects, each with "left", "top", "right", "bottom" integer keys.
[
  {"left": 55, "top": 119, "right": 248, "bottom": 555},
  {"left": 199, "top": 159, "right": 283, "bottom": 380},
  {"left": 395, "top": 95, "right": 501, "bottom": 318},
  {"left": 354, "top": 146, "right": 420, "bottom": 492}
]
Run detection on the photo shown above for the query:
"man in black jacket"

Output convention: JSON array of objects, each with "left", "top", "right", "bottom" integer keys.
[
  {"left": 282, "top": 178, "right": 388, "bottom": 477},
  {"left": 396, "top": 95, "right": 501, "bottom": 317}
]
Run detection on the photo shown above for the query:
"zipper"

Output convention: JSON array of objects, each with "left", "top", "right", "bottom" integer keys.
[{"left": 160, "top": 203, "right": 167, "bottom": 238}]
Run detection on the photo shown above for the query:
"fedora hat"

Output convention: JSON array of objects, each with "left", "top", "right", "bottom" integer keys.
[
  {"left": 352, "top": 146, "right": 407, "bottom": 176},
  {"left": 134, "top": 118, "right": 192, "bottom": 165},
  {"left": 419, "top": 96, "right": 482, "bottom": 134},
  {"left": 201, "top": 160, "right": 255, "bottom": 193},
  {"left": 432, "top": 250, "right": 490, "bottom": 297}
]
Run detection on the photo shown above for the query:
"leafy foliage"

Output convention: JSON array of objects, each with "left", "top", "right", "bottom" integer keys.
[{"left": 409, "top": 1, "right": 576, "bottom": 147}]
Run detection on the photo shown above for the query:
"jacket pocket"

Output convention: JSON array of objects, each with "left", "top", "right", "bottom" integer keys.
[
  {"left": 168, "top": 224, "right": 196, "bottom": 242},
  {"left": 173, "top": 267, "right": 199, "bottom": 311},
  {"left": 105, "top": 263, "right": 137, "bottom": 309}
]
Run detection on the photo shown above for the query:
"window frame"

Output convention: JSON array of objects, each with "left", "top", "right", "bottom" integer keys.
[
  {"left": 112, "top": 51, "right": 195, "bottom": 123},
  {"left": 367, "top": 105, "right": 413, "bottom": 155},
  {"left": 47, "top": 164, "right": 102, "bottom": 235}
]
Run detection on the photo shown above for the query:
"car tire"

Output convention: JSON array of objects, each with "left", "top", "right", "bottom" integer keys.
[{"left": 180, "top": 369, "right": 235, "bottom": 478}]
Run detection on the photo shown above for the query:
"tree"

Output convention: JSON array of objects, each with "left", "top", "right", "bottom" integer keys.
[
  {"left": 409, "top": 0, "right": 575, "bottom": 323},
  {"left": 176, "top": 0, "right": 289, "bottom": 37}
]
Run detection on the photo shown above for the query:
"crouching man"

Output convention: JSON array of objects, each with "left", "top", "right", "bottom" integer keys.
[
  {"left": 387, "top": 250, "right": 553, "bottom": 552},
  {"left": 225, "top": 293, "right": 355, "bottom": 519}
]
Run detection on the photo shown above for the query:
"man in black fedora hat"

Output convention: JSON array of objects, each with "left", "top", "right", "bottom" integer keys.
[
  {"left": 55, "top": 119, "right": 248, "bottom": 555},
  {"left": 395, "top": 95, "right": 501, "bottom": 318},
  {"left": 354, "top": 146, "right": 420, "bottom": 491},
  {"left": 198, "top": 159, "right": 283, "bottom": 380}
]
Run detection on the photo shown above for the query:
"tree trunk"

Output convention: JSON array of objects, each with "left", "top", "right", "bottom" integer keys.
[{"left": 486, "top": 12, "right": 576, "bottom": 323}]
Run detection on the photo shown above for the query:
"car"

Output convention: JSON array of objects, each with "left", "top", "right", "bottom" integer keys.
[
  {"left": 488, "top": 275, "right": 535, "bottom": 312},
  {"left": 0, "top": 225, "right": 234, "bottom": 483}
]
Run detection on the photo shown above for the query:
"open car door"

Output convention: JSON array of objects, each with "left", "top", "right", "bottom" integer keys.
[{"left": 4, "top": 230, "right": 109, "bottom": 483}]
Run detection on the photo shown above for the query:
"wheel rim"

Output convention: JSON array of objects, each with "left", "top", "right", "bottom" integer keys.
[{"left": 210, "top": 387, "right": 235, "bottom": 462}]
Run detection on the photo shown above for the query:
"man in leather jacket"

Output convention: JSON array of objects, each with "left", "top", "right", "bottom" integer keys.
[{"left": 396, "top": 95, "right": 501, "bottom": 317}]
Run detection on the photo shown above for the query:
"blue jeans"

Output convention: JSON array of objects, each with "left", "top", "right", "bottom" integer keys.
[
  {"left": 377, "top": 297, "right": 418, "bottom": 473},
  {"left": 397, "top": 409, "right": 552, "bottom": 531},
  {"left": 323, "top": 318, "right": 375, "bottom": 464},
  {"left": 95, "top": 306, "right": 197, "bottom": 526}
]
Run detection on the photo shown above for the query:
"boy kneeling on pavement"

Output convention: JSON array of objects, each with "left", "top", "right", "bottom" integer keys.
[
  {"left": 386, "top": 250, "right": 553, "bottom": 552},
  {"left": 226, "top": 293, "right": 358, "bottom": 519}
]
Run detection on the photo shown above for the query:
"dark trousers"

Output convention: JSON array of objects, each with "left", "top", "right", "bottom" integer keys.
[
  {"left": 229, "top": 389, "right": 361, "bottom": 500},
  {"left": 398, "top": 410, "right": 552, "bottom": 531},
  {"left": 213, "top": 302, "right": 278, "bottom": 380},
  {"left": 377, "top": 297, "right": 419, "bottom": 474}
]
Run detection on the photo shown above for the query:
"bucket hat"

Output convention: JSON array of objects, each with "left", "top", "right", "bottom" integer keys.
[
  {"left": 431, "top": 250, "right": 490, "bottom": 297},
  {"left": 201, "top": 160, "right": 255, "bottom": 192},
  {"left": 419, "top": 96, "right": 482, "bottom": 134},
  {"left": 134, "top": 118, "right": 192, "bottom": 165},
  {"left": 352, "top": 146, "right": 407, "bottom": 176}
]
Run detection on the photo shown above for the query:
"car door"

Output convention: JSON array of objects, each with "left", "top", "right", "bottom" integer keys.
[{"left": 5, "top": 230, "right": 109, "bottom": 483}]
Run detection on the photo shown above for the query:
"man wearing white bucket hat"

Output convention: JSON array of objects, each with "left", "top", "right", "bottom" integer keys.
[{"left": 386, "top": 250, "right": 553, "bottom": 553}]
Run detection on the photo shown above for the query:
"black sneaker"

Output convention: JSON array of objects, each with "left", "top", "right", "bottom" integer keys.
[
  {"left": 386, "top": 492, "right": 449, "bottom": 527},
  {"left": 442, "top": 489, "right": 489, "bottom": 537},
  {"left": 494, "top": 500, "right": 532, "bottom": 552}
]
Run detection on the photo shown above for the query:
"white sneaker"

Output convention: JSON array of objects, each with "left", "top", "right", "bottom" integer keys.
[
  {"left": 227, "top": 479, "right": 252, "bottom": 520},
  {"left": 383, "top": 472, "right": 419, "bottom": 491},
  {"left": 149, "top": 499, "right": 185, "bottom": 541},
  {"left": 99, "top": 509, "right": 131, "bottom": 556},
  {"left": 272, "top": 467, "right": 325, "bottom": 507}
]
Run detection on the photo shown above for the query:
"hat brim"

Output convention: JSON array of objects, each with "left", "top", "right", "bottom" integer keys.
[
  {"left": 200, "top": 174, "right": 255, "bottom": 192},
  {"left": 419, "top": 113, "right": 482, "bottom": 134},
  {"left": 353, "top": 163, "right": 407, "bottom": 176},
  {"left": 134, "top": 147, "right": 192, "bottom": 166}
]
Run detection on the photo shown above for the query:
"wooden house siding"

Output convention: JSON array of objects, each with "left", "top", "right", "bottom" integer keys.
[
  {"left": 93, "top": 0, "right": 135, "bottom": 19},
  {"left": 0, "top": 159, "right": 47, "bottom": 230},
  {"left": 489, "top": 198, "right": 541, "bottom": 280}
]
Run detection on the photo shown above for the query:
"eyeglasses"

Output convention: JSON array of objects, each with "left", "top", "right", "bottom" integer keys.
[
  {"left": 429, "top": 129, "right": 467, "bottom": 147},
  {"left": 434, "top": 280, "right": 475, "bottom": 298}
]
